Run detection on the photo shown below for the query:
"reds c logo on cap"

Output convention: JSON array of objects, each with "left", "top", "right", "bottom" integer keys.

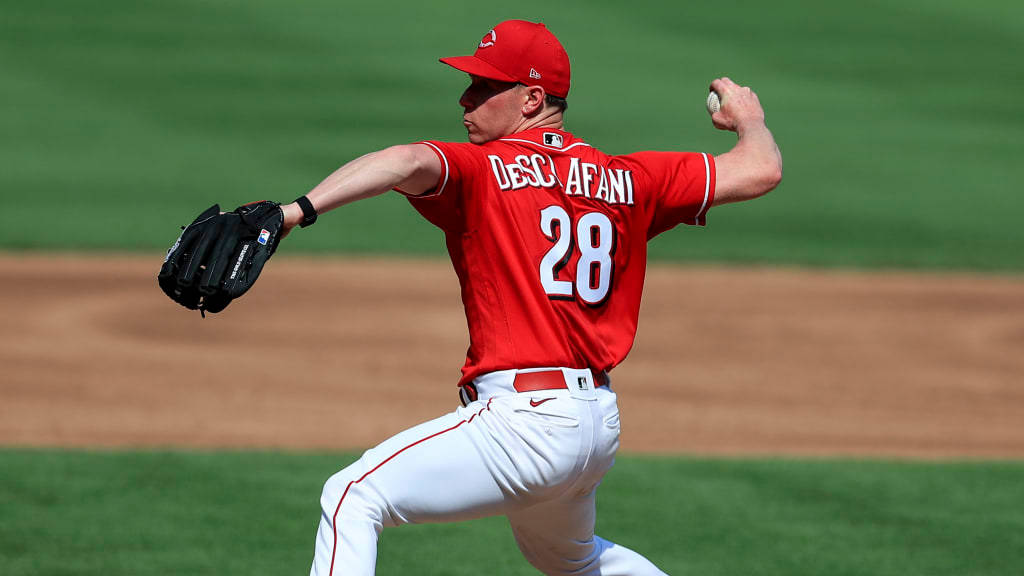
[{"left": 478, "top": 29, "right": 496, "bottom": 48}]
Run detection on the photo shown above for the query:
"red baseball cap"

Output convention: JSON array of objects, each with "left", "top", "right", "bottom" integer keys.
[{"left": 440, "top": 20, "right": 571, "bottom": 98}]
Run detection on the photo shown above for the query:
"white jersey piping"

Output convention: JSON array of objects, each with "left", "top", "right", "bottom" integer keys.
[
  {"left": 498, "top": 138, "right": 592, "bottom": 153},
  {"left": 421, "top": 141, "right": 449, "bottom": 197},
  {"left": 697, "top": 153, "right": 711, "bottom": 224}
]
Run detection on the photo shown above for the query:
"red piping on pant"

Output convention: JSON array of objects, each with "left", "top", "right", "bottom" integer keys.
[{"left": 328, "top": 398, "right": 494, "bottom": 575}]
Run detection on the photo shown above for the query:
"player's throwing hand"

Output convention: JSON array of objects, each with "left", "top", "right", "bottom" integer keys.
[{"left": 709, "top": 77, "right": 766, "bottom": 133}]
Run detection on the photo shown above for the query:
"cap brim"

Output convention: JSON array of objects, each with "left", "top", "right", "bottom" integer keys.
[{"left": 439, "top": 56, "right": 517, "bottom": 83}]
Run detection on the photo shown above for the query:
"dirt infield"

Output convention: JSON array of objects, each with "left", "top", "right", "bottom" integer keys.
[{"left": 1, "top": 253, "right": 1022, "bottom": 458}]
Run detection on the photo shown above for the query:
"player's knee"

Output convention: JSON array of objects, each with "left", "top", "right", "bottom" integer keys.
[
  {"left": 514, "top": 534, "right": 603, "bottom": 576},
  {"left": 319, "top": 464, "right": 385, "bottom": 524},
  {"left": 522, "top": 555, "right": 600, "bottom": 576}
]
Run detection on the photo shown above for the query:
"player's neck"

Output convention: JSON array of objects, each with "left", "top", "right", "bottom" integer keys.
[{"left": 512, "top": 107, "right": 564, "bottom": 135}]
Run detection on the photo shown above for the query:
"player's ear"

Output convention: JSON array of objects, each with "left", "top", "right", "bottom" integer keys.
[{"left": 521, "top": 85, "right": 546, "bottom": 116}]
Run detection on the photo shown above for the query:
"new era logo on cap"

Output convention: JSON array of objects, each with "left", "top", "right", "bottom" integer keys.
[{"left": 529, "top": 68, "right": 541, "bottom": 79}]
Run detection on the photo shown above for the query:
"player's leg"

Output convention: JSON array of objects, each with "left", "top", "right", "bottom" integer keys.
[
  {"left": 506, "top": 386, "right": 669, "bottom": 576},
  {"left": 309, "top": 401, "right": 511, "bottom": 576},
  {"left": 508, "top": 489, "right": 669, "bottom": 576},
  {"left": 310, "top": 383, "right": 597, "bottom": 576},
  {"left": 309, "top": 369, "right": 621, "bottom": 575}
]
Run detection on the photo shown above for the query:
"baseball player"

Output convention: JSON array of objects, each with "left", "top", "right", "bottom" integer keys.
[{"left": 281, "top": 20, "right": 781, "bottom": 575}]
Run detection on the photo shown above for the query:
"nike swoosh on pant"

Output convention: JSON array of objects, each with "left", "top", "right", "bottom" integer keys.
[{"left": 529, "top": 397, "right": 556, "bottom": 407}]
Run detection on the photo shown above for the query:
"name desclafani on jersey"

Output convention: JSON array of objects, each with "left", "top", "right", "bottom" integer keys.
[{"left": 488, "top": 154, "right": 635, "bottom": 205}]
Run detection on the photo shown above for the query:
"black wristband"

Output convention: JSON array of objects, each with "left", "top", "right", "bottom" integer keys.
[{"left": 293, "top": 195, "right": 317, "bottom": 228}]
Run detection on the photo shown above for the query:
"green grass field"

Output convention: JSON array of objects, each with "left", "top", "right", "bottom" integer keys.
[
  {"left": 2, "top": 449, "right": 1022, "bottom": 576},
  {"left": 2, "top": 0, "right": 1022, "bottom": 269},
  {"left": 3, "top": 2, "right": 1023, "bottom": 574}
]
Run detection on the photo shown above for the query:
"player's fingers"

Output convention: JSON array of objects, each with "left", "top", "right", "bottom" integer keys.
[
  {"left": 734, "top": 86, "right": 764, "bottom": 114},
  {"left": 709, "top": 78, "right": 740, "bottom": 110},
  {"left": 710, "top": 77, "right": 739, "bottom": 94},
  {"left": 710, "top": 112, "right": 732, "bottom": 131}
]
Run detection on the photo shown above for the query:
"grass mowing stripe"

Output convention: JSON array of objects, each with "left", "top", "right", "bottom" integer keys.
[
  {"left": 1, "top": 1, "right": 1023, "bottom": 270},
  {"left": 1, "top": 449, "right": 1022, "bottom": 575}
]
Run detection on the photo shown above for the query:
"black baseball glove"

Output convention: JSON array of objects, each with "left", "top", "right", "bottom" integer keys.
[{"left": 158, "top": 201, "right": 284, "bottom": 315}]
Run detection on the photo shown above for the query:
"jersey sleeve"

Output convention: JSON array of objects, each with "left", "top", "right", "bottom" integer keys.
[
  {"left": 403, "top": 140, "right": 489, "bottom": 231},
  {"left": 618, "top": 151, "right": 715, "bottom": 238}
]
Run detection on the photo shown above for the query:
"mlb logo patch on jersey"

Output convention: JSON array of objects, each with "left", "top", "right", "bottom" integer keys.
[
  {"left": 543, "top": 133, "right": 563, "bottom": 148},
  {"left": 258, "top": 229, "right": 271, "bottom": 245}
]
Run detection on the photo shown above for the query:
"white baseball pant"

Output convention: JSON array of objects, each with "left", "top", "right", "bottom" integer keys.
[{"left": 309, "top": 367, "right": 668, "bottom": 575}]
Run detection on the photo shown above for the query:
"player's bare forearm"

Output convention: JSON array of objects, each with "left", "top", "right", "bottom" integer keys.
[
  {"left": 707, "top": 77, "right": 783, "bottom": 206},
  {"left": 280, "top": 144, "right": 441, "bottom": 230},
  {"left": 714, "top": 122, "right": 782, "bottom": 205}
]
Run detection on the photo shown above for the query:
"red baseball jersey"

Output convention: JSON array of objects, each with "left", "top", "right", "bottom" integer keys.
[{"left": 406, "top": 128, "right": 715, "bottom": 386}]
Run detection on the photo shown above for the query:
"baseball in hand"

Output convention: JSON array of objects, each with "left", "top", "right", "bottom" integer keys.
[{"left": 706, "top": 90, "right": 721, "bottom": 115}]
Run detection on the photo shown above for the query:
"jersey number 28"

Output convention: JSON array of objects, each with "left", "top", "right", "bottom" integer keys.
[{"left": 539, "top": 206, "right": 615, "bottom": 306}]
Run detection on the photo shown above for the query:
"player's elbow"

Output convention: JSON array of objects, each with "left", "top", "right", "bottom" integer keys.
[
  {"left": 761, "top": 154, "right": 783, "bottom": 195},
  {"left": 380, "top": 145, "right": 422, "bottom": 174},
  {"left": 712, "top": 145, "right": 781, "bottom": 206},
  {"left": 388, "top": 144, "right": 442, "bottom": 196},
  {"left": 749, "top": 149, "right": 782, "bottom": 198}
]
